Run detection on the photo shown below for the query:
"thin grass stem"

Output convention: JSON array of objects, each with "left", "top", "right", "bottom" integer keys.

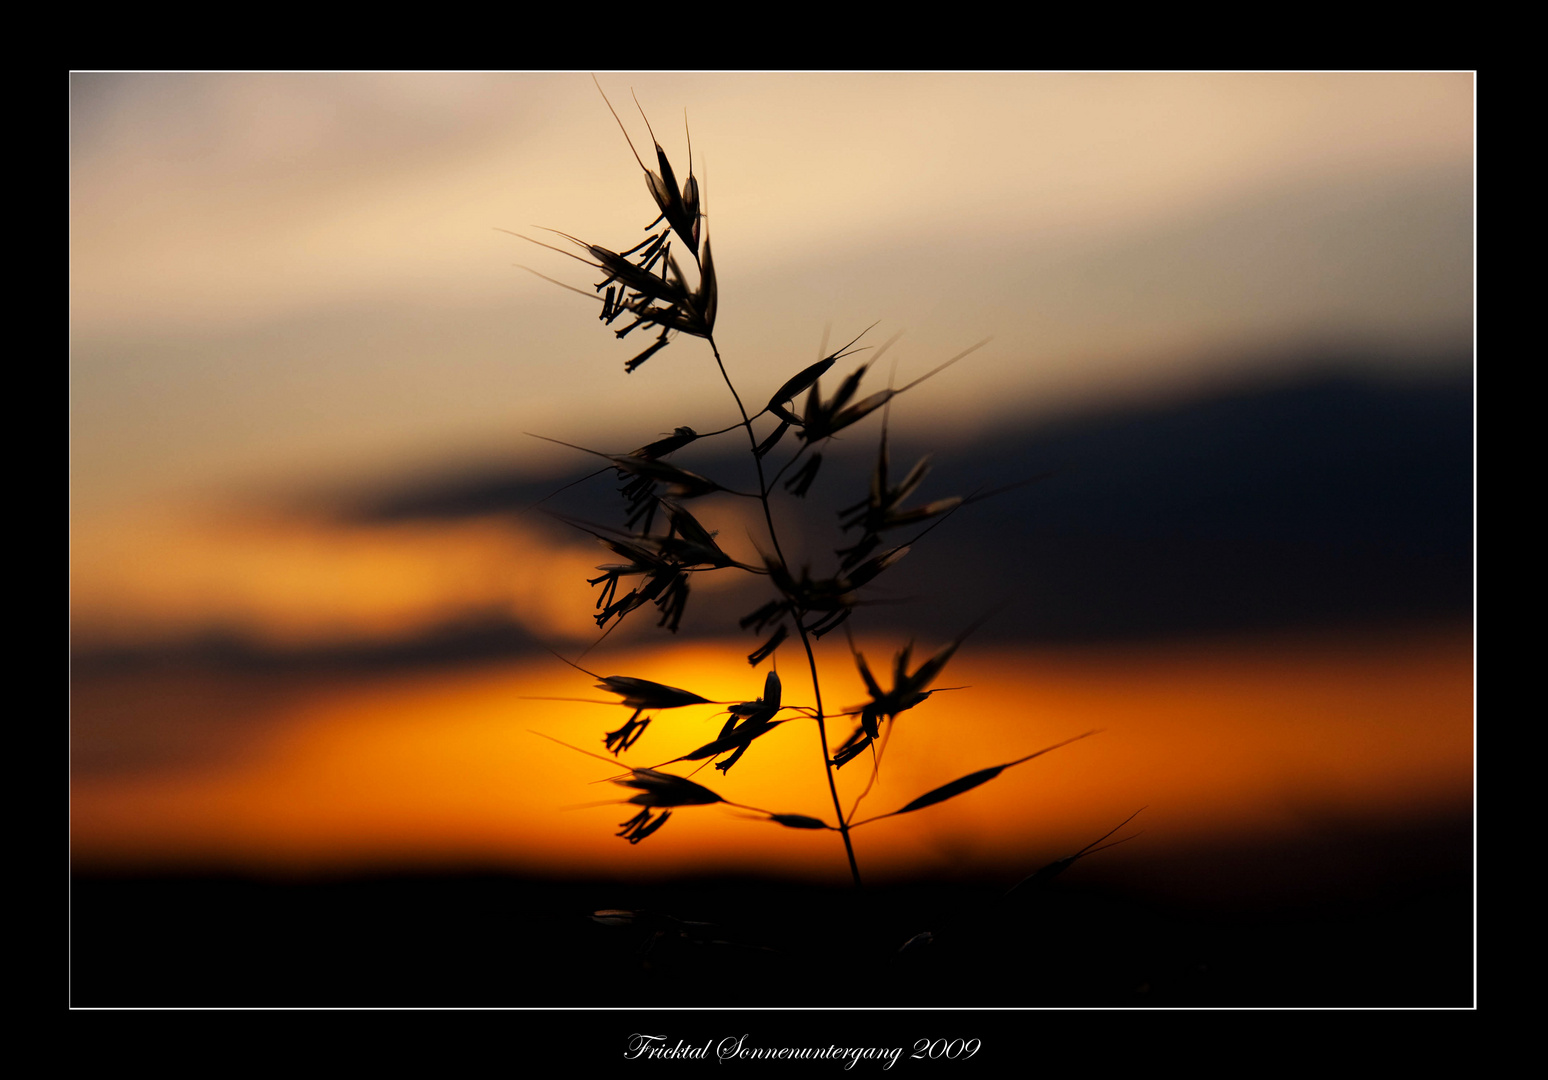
[{"left": 706, "top": 334, "right": 863, "bottom": 888}]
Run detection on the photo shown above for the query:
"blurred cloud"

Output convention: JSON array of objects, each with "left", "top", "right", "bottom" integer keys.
[{"left": 71, "top": 367, "right": 1470, "bottom": 664}]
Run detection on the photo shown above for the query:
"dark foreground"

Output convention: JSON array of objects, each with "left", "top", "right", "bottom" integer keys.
[{"left": 72, "top": 827, "right": 1471, "bottom": 1010}]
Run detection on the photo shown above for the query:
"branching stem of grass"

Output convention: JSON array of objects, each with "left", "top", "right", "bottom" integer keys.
[{"left": 707, "top": 333, "right": 863, "bottom": 888}]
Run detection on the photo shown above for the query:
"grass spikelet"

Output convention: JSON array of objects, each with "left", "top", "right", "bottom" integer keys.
[{"left": 853, "top": 732, "right": 1098, "bottom": 826}]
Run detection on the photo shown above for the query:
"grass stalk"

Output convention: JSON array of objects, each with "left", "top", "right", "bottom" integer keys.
[
  {"left": 706, "top": 334, "right": 862, "bottom": 887},
  {"left": 519, "top": 80, "right": 1100, "bottom": 894}
]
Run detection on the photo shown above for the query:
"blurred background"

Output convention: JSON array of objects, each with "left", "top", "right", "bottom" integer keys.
[{"left": 70, "top": 72, "right": 1472, "bottom": 1007}]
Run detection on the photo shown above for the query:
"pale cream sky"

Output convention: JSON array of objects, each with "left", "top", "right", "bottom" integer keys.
[{"left": 71, "top": 72, "right": 1472, "bottom": 523}]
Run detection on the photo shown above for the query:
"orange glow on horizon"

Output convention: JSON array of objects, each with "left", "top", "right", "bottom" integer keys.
[
  {"left": 70, "top": 507, "right": 613, "bottom": 649},
  {"left": 71, "top": 626, "right": 1473, "bottom": 883}
]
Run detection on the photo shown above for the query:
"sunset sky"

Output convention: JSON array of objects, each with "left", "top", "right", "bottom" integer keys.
[{"left": 70, "top": 73, "right": 1473, "bottom": 887}]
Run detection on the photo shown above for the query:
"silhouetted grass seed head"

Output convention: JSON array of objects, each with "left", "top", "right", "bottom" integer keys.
[
  {"left": 616, "top": 767, "right": 724, "bottom": 808},
  {"left": 519, "top": 85, "right": 1106, "bottom": 896},
  {"left": 596, "top": 676, "right": 711, "bottom": 710}
]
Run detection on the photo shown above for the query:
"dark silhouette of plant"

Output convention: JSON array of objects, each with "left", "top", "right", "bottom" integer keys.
[{"left": 515, "top": 80, "right": 1114, "bottom": 888}]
